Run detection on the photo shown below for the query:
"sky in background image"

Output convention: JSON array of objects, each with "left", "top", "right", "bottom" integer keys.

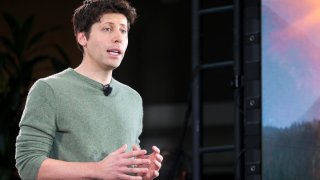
[{"left": 262, "top": 0, "right": 320, "bottom": 128}]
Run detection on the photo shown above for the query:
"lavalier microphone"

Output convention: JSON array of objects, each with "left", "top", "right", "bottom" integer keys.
[{"left": 103, "top": 84, "right": 112, "bottom": 96}]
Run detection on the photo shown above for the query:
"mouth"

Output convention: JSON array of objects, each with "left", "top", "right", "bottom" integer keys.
[{"left": 107, "top": 48, "right": 122, "bottom": 56}]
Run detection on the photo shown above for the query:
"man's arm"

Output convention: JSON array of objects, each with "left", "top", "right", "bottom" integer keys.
[{"left": 38, "top": 144, "right": 151, "bottom": 180}]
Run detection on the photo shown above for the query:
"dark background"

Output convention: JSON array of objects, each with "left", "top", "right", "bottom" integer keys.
[{"left": 0, "top": 0, "right": 235, "bottom": 179}]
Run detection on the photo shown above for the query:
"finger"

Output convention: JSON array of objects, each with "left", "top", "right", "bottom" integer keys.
[
  {"left": 127, "top": 158, "right": 151, "bottom": 166},
  {"left": 153, "top": 160, "right": 162, "bottom": 170},
  {"left": 118, "top": 173, "right": 142, "bottom": 180},
  {"left": 111, "top": 144, "right": 127, "bottom": 155},
  {"left": 155, "top": 154, "right": 163, "bottom": 162},
  {"left": 136, "top": 154, "right": 149, "bottom": 160},
  {"left": 123, "top": 167, "right": 149, "bottom": 174},
  {"left": 152, "top": 146, "right": 160, "bottom": 154},
  {"left": 132, "top": 145, "right": 146, "bottom": 159},
  {"left": 132, "top": 144, "right": 141, "bottom": 151},
  {"left": 122, "top": 149, "right": 147, "bottom": 158},
  {"left": 153, "top": 170, "right": 159, "bottom": 178}
]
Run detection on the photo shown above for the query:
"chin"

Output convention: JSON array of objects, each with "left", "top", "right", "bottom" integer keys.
[{"left": 105, "top": 64, "right": 120, "bottom": 70}]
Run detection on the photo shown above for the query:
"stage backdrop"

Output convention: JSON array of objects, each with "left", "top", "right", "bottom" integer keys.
[{"left": 262, "top": 0, "right": 320, "bottom": 179}]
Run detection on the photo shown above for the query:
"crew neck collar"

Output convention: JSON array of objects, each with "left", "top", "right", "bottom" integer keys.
[{"left": 66, "top": 68, "right": 115, "bottom": 89}]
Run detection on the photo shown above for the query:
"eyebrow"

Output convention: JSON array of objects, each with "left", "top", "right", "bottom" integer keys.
[{"left": 102, "top": 22, "right": 127, "bottom": 28}]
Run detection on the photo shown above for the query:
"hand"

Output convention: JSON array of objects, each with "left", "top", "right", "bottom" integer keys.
[
  {"left": 132, "top": 145, "right": 163, "bottom": 180},
  {"left": 96, "top": 144, "right": 151, "bottom": 180}
]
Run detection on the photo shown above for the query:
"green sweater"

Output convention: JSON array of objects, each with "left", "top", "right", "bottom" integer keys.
[{"left": 15, "top": 68, "right": 143, "bottom": 180}]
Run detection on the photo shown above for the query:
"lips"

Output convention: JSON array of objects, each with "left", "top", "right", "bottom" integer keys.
[{"left": 107, "top": 48, "right": 122, "bottom": 56}]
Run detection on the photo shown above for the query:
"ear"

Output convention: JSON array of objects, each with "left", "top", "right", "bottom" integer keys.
[{"left": 76, "top": 32, "right": 87, "bottom": 47}]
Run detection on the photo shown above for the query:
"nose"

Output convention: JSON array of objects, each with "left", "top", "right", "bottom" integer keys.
[{"left": 112, "top": 30, "right": 123, "bottom": 43}]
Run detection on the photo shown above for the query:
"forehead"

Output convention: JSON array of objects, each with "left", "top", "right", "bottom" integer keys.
[{"left": 99, "top": 13, "right": 128, "bottom": 26}]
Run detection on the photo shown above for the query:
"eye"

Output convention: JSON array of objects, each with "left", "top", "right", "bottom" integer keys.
[
  {"left": 120, "top": 29, "right": 128, "bottom": 34},
  {"left": 102, "top": 27, "right": 112, "bottom": 32}
]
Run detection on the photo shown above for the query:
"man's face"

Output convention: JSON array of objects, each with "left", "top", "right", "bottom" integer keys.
[{"left": 78, "top": 13, "right": 129, "bottom": 71}]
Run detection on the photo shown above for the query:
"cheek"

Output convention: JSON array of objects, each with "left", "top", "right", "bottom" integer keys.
[
  {"left": 124, "top": 40, "right": 129, "bottom": 50},
  {"left": 90, "top": 39, "right": 105, "bottom": 49}
]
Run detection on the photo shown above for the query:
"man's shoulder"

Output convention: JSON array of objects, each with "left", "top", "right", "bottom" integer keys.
[
  {"left": 41, "top": 68, "right": 72, "bottom": 83},
  {"left": 31, "top": 68, "right": 73, "bottom": 91}
]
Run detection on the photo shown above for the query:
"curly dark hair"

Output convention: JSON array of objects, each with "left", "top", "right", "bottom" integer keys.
[{"left": 72, "top": 0, "right": 137, "bottom": 53}]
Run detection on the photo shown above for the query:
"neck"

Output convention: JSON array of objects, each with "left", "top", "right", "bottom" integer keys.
[{"left": 74, "top": 60, "right": 113, "bottom": 85}]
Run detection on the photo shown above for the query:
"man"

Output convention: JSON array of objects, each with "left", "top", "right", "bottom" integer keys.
[{"left": 15, "top": 0, "right": 163, "bottom": 179}]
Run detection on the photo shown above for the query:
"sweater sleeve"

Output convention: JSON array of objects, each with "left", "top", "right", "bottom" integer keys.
[
  {"left": 15, "top": 80, "right": 57, "bottom": 180},
  {"left": 136, "top": 96, "right": 143, "bottom": 146}
]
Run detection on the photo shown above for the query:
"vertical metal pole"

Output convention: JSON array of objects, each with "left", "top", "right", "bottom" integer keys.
[
  {"left": 191, "top": 0, "right": 201, "bottom": 179},
  {"left": 233, "top": 0, "right": 243, "bottom": 179}
]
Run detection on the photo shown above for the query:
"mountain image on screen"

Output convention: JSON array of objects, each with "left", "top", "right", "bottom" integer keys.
[{"left": 262, "top": 3, "right": 320, "bottom": 180}]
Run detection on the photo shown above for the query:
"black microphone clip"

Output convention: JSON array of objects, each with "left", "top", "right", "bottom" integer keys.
[{"left": 103, "top": 84, "right": 112, "bottom": 96}]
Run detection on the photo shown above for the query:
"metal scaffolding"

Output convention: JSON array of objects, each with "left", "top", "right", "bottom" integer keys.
[{"left": 191, "top": 0, "right": 243, "bottom": 179}]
